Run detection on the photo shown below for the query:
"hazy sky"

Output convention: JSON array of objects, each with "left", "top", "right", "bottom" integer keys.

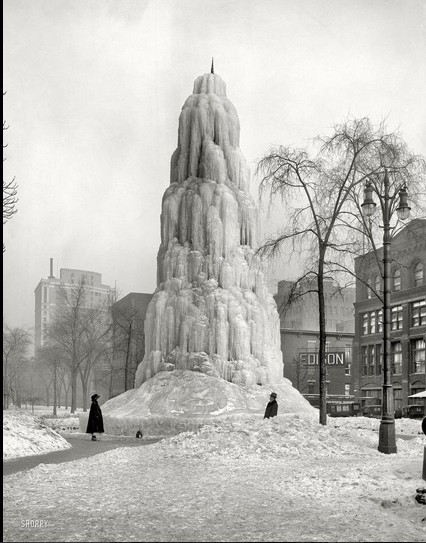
[{"left": 3, "top": 0, "right": 426, "bottom": 331}]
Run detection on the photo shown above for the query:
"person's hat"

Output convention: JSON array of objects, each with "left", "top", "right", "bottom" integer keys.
[
  {"left": 270, "top": 392, "right": 277, "bottom": 398},
  {"left": 91, "top": 394, "right": 100, "bottom": 401}
]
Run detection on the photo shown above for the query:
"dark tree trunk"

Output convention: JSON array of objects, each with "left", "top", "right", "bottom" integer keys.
[
  {"left": 71, "top": 368, "right": 78, "bottom": 414},
  {"left": 318, "top": 253, "right": 327, "bottom": 426}
]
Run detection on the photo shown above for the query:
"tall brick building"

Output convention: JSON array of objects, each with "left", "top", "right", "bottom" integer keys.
[{"left": 352, "top": 218, "right": 426, "bottom": 410}]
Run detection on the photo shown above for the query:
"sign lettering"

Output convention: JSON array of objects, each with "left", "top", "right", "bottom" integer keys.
[{"left": 299, "top": 352, "right": 346, "bottom": 365}]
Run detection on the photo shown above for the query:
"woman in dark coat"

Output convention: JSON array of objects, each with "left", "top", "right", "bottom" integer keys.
[
  {"left": 264, "top": 392, "right": 278, "bottom": 419},
  {"left": 86, "top": 393, "right": 104, "bottom": 441}
]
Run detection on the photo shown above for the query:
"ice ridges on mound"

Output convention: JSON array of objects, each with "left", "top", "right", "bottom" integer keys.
[{"left": 134, "top": 72, "right": 283, "bottom": 389}]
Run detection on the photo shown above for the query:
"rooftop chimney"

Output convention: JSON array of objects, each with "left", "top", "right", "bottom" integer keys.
[{"left": 49, "top": 258, "right": 54, "bottom": 278}]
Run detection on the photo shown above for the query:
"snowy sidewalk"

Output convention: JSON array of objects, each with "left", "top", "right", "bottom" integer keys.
[{"left": 3, "top": 435, "right": 161, "bottom": 476}]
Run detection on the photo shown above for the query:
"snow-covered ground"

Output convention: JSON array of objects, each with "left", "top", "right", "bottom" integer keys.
[{"left": 3, "top": 408, "right": 426, "bottom": 542}]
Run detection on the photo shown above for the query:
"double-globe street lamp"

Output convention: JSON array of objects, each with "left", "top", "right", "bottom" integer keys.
[{"left": 361, "top": 169, "right": 411, "bottom": 454}]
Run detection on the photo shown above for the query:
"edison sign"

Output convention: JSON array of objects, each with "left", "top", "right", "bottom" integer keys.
[{"left": 299, "top": 352, "right": 346, "bottom": 365}]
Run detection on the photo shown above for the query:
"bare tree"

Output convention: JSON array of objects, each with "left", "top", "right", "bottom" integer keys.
[
  {"left": 3, "top": 324, "right": 31, "bottom": 409},
  {"left": 111, "top": 302, "right": 145, "bottom": 392},
  {"left": 292, "top": 356, "right": 309, "bottom": 392},
  {"left": 34, "top": 346, "right": 63, "bottom": 415},
  {"left": 47, "top": 279, "right": 112, "bottom": 413},
  {"left": 57, "top": 363, "right": 71, "bottom": 409},
  {"left": 3, "top": 92, "right": 18, "bottom": 252},
  {"left": 77, "top": 308, "right": 112, "bottom": 411},
  {"left": 256, "top": 117, "right": 425, "bottom": 425},
  {"left": 95, "top": 348, "right": 121, "bottom": 399}
]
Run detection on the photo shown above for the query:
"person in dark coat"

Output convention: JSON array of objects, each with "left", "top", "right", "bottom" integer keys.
[
  {"left": 86, "top": 393, "right": 104, "bottom": 441},
  {"left": 264, "top": 392, "right": 278, "bottom": 419}
]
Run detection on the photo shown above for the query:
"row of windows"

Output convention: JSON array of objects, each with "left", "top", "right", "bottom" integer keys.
[
  {"left": 306, "top": 383, "right": 352, "bottom": 395},
  {"left": 305, "top": 364, "right": 351, "bottom": 377},
  {"left": 361, "top": 300, "right": 426, "bottom": 335},
  {"left": 365, "top": 262, "right": 424, "bottom": 299},
  {"left": 361, "top": 338, "right": 425, "bottom": 376}
]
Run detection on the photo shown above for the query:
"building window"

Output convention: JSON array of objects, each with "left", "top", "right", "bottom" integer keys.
[
  {"left": 411, "top": 300, "right": 426, "bottom": 327},
  {"left": 368, "top": 345, "right": 375, "bottom": 375},
  {"left": 307, "top": 382, "right": 315, "bottom": 394},
  {"left": 362, "top": 389, "right": 381, "bottom": 403},
  {"left": 307, "top": 340, "right": 316, "bottom": 352},
  {"left": 414, "top": 262, "right": 424, "bottom": 287},
  {"left": 43, "top": 287, "right": 47, "bottom": 303},
  {"left": 391, "top": 305, "right": 403, "bottom": 331},
  {"left": 375, "top": 344, "right": 382, "bottom": 376},
  {"left": 362, "top": 314, "right": 368, "bottom": 335},
  {"left": 369, "top": 312, "right": 376, "bottom": 334},
  {"left": 363, "top": 310, "right": 381, "bottom": 335},
  {"left": 393, "top": 388, "right": 402, "bottom": 410},
  {"left": 345, "top": 344, "right": 352, "bottom": 375},
  {"left": 391, "top": 342, "right": 402, "bottom": 375},
  {"left": 362, "top": 346, "right": 368, "bottom": 376},
  {"left": 344, "top": 384, "right": 351, "bottom": 396},
  {"left": 411, "top": 339, "right": 425, "bottom": 374},
  {"left": 392, "top": 269, "right": 401, "bottom": 291},
  {"left": 377, "top": 309, "right": 383, "bottom": 333}
]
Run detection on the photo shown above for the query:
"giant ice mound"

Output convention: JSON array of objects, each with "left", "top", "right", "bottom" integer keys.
[{"left": 82, "top": 71, "right": 315, "bottom": 438}]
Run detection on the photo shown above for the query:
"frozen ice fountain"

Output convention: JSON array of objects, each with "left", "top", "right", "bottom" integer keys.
[{"left": 80, "top": 69, "right": 315, "bottom": 438}]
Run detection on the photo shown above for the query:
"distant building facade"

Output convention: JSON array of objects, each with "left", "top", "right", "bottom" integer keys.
[
  {"left": 274, "top": 277, "right": 355, "bottom": 403},
  {"left": 34, "top": 258, "right": 115, "bottom": 350},
  {"left": 353, "top": 219, "right": 426, "bottom": 410}
]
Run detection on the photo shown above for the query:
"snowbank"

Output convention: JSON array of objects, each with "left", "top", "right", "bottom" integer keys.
[
  {"left": 152, "top": 413, "right": 424, "bottom": 461},
  {"left": 3, "top": 410, "right": 72, "bottom": 460}
]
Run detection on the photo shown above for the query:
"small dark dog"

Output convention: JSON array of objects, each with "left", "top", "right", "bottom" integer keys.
[{"left": 136, "top": 430, "right": 143, "bottom": 439}]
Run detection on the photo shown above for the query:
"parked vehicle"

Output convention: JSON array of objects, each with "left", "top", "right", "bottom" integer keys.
[
  {"left": 401, "top": 404, "right": 425, "bottom": 419},
  {"left": 328, "top": 402, "right": 361, "bottom": 417},
  {"left": 360, "top": 404, "right": 382, "bottom": 418}
]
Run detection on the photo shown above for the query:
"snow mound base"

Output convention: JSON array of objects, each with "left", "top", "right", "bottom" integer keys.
[{"left": 79, "top": 370, "right": 316, "bottom": 438}]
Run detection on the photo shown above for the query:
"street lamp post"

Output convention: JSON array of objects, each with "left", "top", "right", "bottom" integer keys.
[{"left": 361, "top": 169, "right": 411, "bottom": 454}]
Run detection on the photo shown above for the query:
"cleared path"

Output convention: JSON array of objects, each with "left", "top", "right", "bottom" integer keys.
[{"left": 3, "top": 435, "right": 161, "bottom": 476}]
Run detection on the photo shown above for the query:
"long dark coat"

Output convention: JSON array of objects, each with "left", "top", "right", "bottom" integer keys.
[
  {"left": 264, "top": 399, "right": 278, "bottom": 419},
  {"left": 86, "top": 399, "right": 104, "bottom": 434}
]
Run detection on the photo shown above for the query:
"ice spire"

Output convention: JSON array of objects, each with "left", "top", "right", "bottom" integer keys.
[{"left": 134, "top": 71, "right": 283, "bottom": 389}]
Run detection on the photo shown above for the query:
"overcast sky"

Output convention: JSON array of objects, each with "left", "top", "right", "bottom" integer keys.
[{"left": 3, "top": 0, "right": 426, "bottom": 331}]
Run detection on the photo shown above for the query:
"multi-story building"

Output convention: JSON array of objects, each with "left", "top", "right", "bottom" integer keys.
[
  {"left": 353, "top": 218, "right": 426, "bottom": 411},
  {"left": 34, "top": 258, "right": 115, "bottom": 350},
  {"left": 274, "top": 277, "right": 355, "bottom": 403}
]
